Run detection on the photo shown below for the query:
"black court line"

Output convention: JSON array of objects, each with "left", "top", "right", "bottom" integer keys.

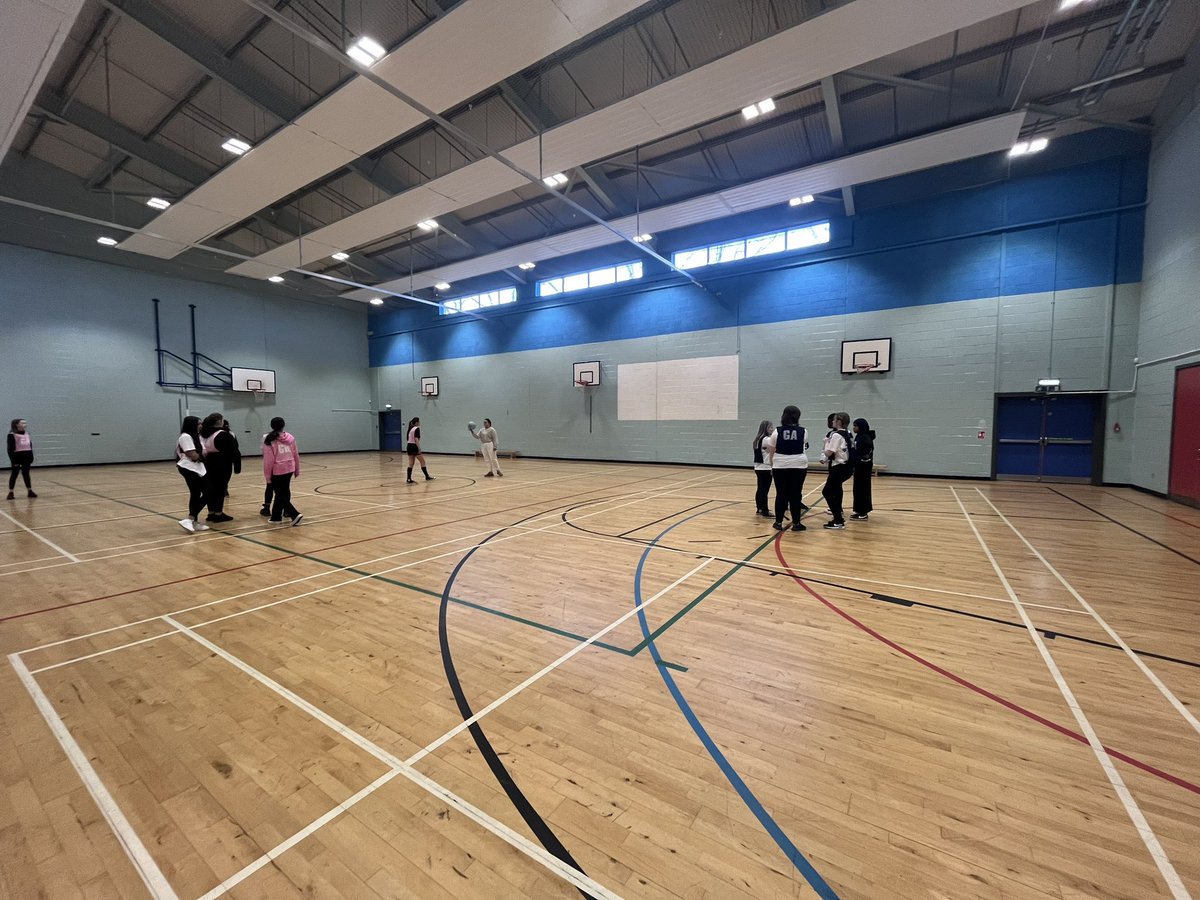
[
  {"left": 1100, "top": 490, "right": 1200, "bottom": 530},
  {"left": 615, "top": 499, "right": 714, "bottom": 537},
  {"left": 438, "top": 501, "right": 595, "bottom": 899},
  {"left": 1049, "top": 487, "right": 1200, "bottom": 566}
]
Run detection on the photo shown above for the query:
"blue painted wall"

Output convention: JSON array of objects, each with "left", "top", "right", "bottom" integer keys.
[{"left": 369, "top": 133, "right": 1147, "bottom": 370}]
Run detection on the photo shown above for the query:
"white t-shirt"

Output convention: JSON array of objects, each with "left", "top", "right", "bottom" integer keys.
[
  {"left": 823, "top": 431, "right": 849, "bottom": 466},
  {"left": 176, "top": 434, "right": 206, "bottom": 475},
  {"left": 762, "top": 428, "right": 808, "bottom": 469},
  {"left": 474, "top": 426, "right": 498, "bottom": 445}
]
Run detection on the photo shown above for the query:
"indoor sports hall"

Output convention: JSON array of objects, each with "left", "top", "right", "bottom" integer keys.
[{"left": 1, "top": 1, "right": 1198, "bottom": 898}]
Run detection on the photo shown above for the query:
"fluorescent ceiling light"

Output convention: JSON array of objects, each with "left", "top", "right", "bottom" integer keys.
[
  {"left": 268, "top": 275, "right": 285, "bottom": 283},
  {"left": 542, "top": 173, "right": 568, "bottom": 188},
  {"left": 789, "top": 194, "right": 815, "bottom": 206},
  {"left": 1009, "top": 137, "right": 1049, "bottom": 157},
  {"left": 417, "top": 219, "right": 439, "bottom": 231},
  {"left": 1058, "top": 0, "right": 1091, "bottom": 9},
  {"left": 346, "top": 36, "right": 386, "bottom": 67},
  {"left": 518, "top": 262, "right": 536, "bottom": 270},
  {"left": 742, "top": 98, "right": 776, "bottom": 120},
  {"left": 369, "top": 297, "right": 384, "bottom": 306},
  {"left": 96, "top": 236, "right": 118, "bottom": 246},
  {"left": 632, "top": 233, "right": 653, "bottom": 243},
  {"left": 221, "top": 137, "right": 252, "bottom": 155},
  {"left": 331, "top": 252, "right": 350, "bottom": 261},
  {"left": 146, "top": 197, "right": 171, "bottom": 210},
  {"left": 435, "top": 282, "right": 451, "bottom": 291}
]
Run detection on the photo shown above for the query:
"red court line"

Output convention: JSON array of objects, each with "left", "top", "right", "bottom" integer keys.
[
  {"left": 1, "top": 470, "right": 683, "bottom": 625},
  {"left": 773, "top": 535, "right": 1200, "bottom": 798}
]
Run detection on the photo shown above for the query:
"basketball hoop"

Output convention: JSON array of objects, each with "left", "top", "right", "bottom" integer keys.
[
  {"left": 853, "top": 363, "right": 879, "bottom": 375},
  {"left": 574, "top": 379, "right": 595, "bottom": 390}
]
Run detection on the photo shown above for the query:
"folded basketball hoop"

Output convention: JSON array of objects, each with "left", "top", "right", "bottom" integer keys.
[{"left": 853, "top": 363, "right": 879, "bottom": 375}]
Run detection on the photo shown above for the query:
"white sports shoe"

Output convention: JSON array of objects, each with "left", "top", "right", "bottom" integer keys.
[
  {"left": 179, "top": 519, "right": 195, "bottom": 533},
  {"left": 194, "top": 521, "right": 210, "bottom": 531}
]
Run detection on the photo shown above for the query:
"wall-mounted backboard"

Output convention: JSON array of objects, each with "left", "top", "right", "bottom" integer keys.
[
  {"left": 231, "top": 367, "right": 276, "bottom": 393},
  {"left": 573, "top": 361, "right": 601, "bottom": 386},
  {"left": 420, "top": 375, "right": 439, "bottom": 397},
  {"left": 841, "top": 338, "right": 892, "bottom": 374}
]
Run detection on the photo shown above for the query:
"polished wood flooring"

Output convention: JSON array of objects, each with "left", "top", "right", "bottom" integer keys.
[{"left": 1, "top": 453, "right": 1198, "bottom": 899}]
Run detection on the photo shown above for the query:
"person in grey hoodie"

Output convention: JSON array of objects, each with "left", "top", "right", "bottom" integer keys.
[
  {"left": 262, "top": 416, "right": 302, "bottom": 526},
  {"left": 469, "top": 418, "right": 503, "bottom": 477}
]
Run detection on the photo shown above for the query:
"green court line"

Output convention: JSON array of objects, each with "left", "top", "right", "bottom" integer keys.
[
  {"left": 628, "top": 532, "right": 777, "bottom": 655},
  {"left": 51, "top": 482, "right": 693, "bottom": 670}
]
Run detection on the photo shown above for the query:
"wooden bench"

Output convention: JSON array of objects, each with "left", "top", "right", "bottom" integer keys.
[
  {"left": 474, "top": 448, "right": 521, "bottom": 459},
  {"left": 872, "top": 464, "right": 887, "bottom": 476}
]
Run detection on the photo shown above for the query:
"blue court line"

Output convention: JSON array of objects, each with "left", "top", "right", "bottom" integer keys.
[{"left": 633, "top": 509, "right": 841, "bottom": 900}]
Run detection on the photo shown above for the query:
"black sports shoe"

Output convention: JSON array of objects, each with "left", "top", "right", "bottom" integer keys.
[
  {"left": 850, "top": 513, "right": 869, "bottom": 521},
  {"left": 771, "top": 521, "right": 785, "bottom": 531},
  {"left": 406, "top": 479, "right": 416, "bottom": 484},
  {"left": 790, "top": 523, "right": 807, "bottom": 531},
  {"left": 823, "top": 521, "right": 845, "bottom": 529},
  {"left": 757, "top": 510, "right": 772, "bottom": 517},
  {"left": 424, "top": 475, "right": 435, "bottom": 481}
]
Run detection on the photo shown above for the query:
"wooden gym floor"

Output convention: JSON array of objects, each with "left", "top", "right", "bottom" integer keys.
[{"left": 0, "top": 452, "right": 1197, "bottom": 899}]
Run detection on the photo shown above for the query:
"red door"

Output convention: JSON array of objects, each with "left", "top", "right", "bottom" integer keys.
[{"left": 1170, "top": 364, "right": 1200, "bottom": 504}]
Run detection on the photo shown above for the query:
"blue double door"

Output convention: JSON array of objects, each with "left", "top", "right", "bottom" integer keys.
[
  {"left": 994, "top": 394, "right": 1102, "bottom": 482},
  {"left": 379, "top": 410, "right": 405, "bottom": 451}
]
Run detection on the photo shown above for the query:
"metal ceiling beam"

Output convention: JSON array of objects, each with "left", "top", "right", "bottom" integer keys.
[
  {"left": 819, "top": 76, "right": 855, "bottom": 216},
  {"left": 96, "top": 0, "right": 302, "bottom": 121},
  {"left": 496, "top": 80, "right": 622, "bottom": 215},
  {"left": 33, "top": 93, "right": 211, "bottom": 183},
  {"left": 842, "top": 68, "right": 1154, "bottom": 134}
]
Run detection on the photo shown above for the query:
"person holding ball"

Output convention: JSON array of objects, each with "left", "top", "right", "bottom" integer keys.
[{"left": 469, "top": 418, "right": 503, "bottom": 477}]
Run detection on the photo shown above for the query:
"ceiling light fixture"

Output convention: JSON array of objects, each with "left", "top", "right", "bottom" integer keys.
[
  {"left": 1009, "top": 137, "right": 1049, "bottom": 157},
  {"left": 346, "top": 35, "right": 386, "bottom": 67},
  {"left": 789, "top": 194, "right": 815, "bottom": 206},
  {"left": 96, "top": 236, "right": 118, "bottom": 246},
  {"left": 369, "top": 297, "right": 384, "bottom": 306},
  {"left": 1068, "top": 66, "right": 1145, "bottom": 93},
  {"left": 1058, "top": 0, "right": 1092, "bottom": 10},
  {"left": 331, "top": 252, "right": 350, "bottom": 261},
  {"left": 542, "top": 172, "right": 568, "bottom": 188},
  {"left": 632, "top": 233, "right": 653, "bottom": 243},
  {"left": 518, "top": 262, "right": 536, "bottom": 270},
  {"left": 268, "top": 275, "right": 285, "bottom": 283},
  {"left": 417, "top": 219, "right": 439, "bottom": 231},
  {"left": 742, "top": 97, "right": 776, "bottom": 120},
  {"left": 435, "top": 282, "right": 451, "bottom": 291},
  {"left": 146, "top": 197, "right": 171, "bottom": 210},
  {"left": 221, "top": 137, "right": 252, "bottom": 155}
]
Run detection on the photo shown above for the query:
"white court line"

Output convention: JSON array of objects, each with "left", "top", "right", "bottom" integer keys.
[
  {"left": 163, "top": 617, "right": 624, "bottom": 900},
  {"left": 0, "top": 465, "right": 632, "bottom": 579},
  {"left": 26, "top": 473, "right": 727, "bottom": 670},
  {"left": 0, "top": 508, "right": 81, "bottom": 563},
  {"left": 194, "top": 770, "right": 402, "bottom": 900},
  {"left": 950, "top": 487, "right": 1190, "bottom": 900},
  {"left": 185, "top": 555, "right": 715, "bottom": 899},
  {"left": 9, "top": 653, "right": 179, "bottom": 900},
  {"left": 975, "top": 489, "right": 1200, "bottom": 738}
]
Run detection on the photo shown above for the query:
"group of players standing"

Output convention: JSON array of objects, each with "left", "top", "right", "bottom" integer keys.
[{"left": 754, "top": 409, "right": 876, "bottom": 531}]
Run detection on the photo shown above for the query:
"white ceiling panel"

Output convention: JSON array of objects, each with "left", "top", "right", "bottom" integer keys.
[
  {"left": 0, "top": 0, "right": 86, "bottom": 160},
  {"left": 119, "top": 0, "right": 647, "bottom": 260},
  {"left": 342, "top": 112, "right": 1024, "bottom": 301},
  {"left": 237, "top": 0, "right": 1039, "bottom": 282}
]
